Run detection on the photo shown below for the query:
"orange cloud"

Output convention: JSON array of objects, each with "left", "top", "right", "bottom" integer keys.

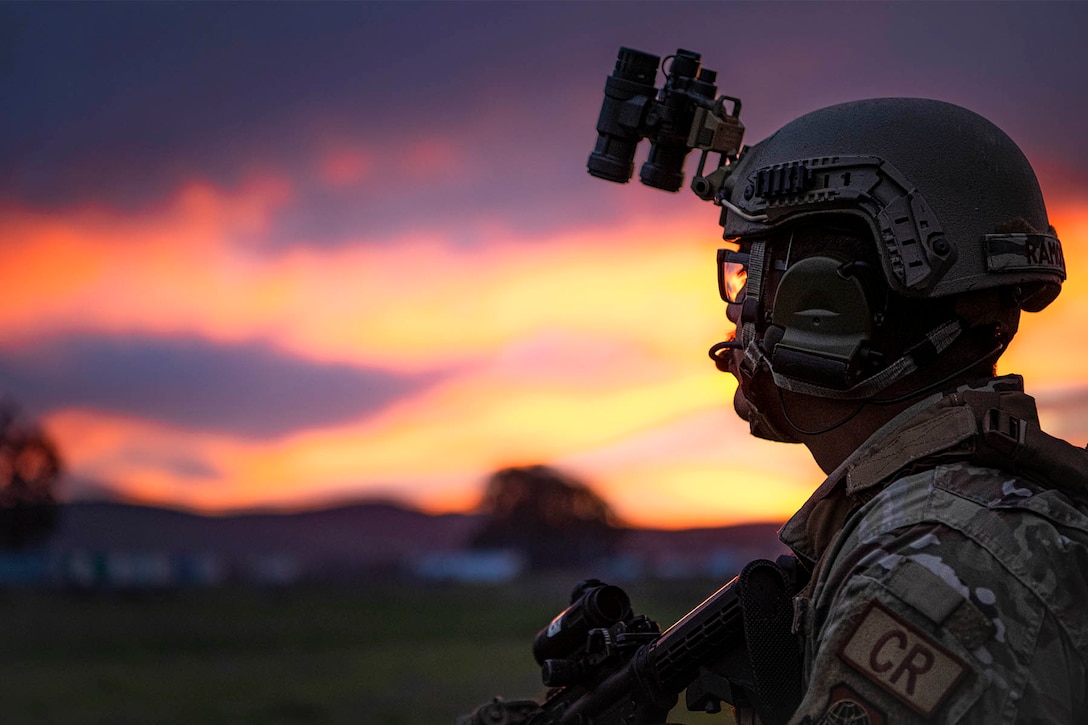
[
  {"left": 7, "top": 175, "right": 748, "bottom": 524},
  {"left": 0, "top": 181, "right": 727, "bottom": 374},
  {"left": 13, "top": 178, "right": 1088, "bottom": 527},
  {"left": 42, "top": 363, "right": 733, "bottom": 513},
  {"left": 0, "top": 174, "right": 292, "bottom": 339}
]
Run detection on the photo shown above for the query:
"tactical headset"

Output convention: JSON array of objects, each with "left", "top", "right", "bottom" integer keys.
[{"left": 709, "top": 99, "right": 1065, "bottom": 408}]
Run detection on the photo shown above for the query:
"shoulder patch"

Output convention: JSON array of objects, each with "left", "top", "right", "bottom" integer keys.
[
  {"left": 838, "top": 601, "right": 967, "bottom": 717},
  {"left": 818, "top": 684, "right": 885, "bottom": 725}
]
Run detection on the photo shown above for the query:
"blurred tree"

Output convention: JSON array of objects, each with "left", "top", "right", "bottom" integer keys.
[
  {"left": 470, "top": 465, "right": 624, "bottom": 570},
  {"left": 0, "top": 402, "right": 61, "bottom": 549}
]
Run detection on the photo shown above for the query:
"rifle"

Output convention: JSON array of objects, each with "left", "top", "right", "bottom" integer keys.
[{"left": 458, "top": 556, "right": 805, "bottom": 725}]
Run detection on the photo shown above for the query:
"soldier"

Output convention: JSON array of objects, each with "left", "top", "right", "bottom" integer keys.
[{"left": 709, "top": 98, "right": 1088, "bottom": 723}]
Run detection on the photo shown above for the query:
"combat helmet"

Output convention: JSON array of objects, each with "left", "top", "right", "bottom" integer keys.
[
  {"left": 720, "top": 98, "right": 1064, "bottom": 307},
  {"left": 714, "top": 98, "right": 1065, "bottom": 402}
]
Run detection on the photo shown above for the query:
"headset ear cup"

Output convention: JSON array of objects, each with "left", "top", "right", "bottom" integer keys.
[{"left": 767, "top": 256, "right": 876, "bottom": 390}]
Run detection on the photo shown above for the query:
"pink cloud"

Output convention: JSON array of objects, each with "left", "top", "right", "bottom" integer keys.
[{"left": 317, "top": 146, "right": 372, "bottom": 187}]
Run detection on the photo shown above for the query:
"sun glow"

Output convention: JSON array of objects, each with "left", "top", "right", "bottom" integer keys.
[{"left": 10, "top": 173, "right": 1088, "bottom": 528}]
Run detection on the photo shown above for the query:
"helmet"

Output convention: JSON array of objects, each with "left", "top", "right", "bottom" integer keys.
[
  {"left": 720, "top": 98, "right": 1064, "bottom": 307},
  {"left": 713, "top": 99, "right": 1065, "bottom": 413},
  {"left": 713, "top": 97, "right": 1061, "bottom": 437}
]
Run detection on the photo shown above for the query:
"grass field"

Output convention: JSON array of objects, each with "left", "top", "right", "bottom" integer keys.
[{"left": 0, "top": 577, "right": 738, "bottom": 724}]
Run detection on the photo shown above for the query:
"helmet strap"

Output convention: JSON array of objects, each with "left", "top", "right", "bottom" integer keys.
[{"left": 767, "top": 318, "right": 965, "bottom": 401}]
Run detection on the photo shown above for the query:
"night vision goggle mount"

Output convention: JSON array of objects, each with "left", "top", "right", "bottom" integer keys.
[{"left": 587, "top": 47, "right": 745, "bottom": 198}]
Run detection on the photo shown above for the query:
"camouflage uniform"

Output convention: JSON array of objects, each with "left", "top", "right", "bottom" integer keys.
[{"left": 780, "top": 376, "right": 1088, "bottom": 724}]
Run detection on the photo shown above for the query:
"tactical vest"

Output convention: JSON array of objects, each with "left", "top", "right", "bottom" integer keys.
[
  {"left": 842, "top": 386, "right": 1088, "bottom": 501},
  {"left": 773, "top": 382, "right": 1088, "bottom": 722}
]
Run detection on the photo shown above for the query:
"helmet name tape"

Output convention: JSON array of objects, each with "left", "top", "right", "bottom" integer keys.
[{"left": 984, "top": 233, "right": 1066, "bottom": 279}]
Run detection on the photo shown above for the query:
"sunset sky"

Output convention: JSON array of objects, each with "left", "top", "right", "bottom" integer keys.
[{"left": 1, "top": 1, "right": 1086, "bottom": 529}]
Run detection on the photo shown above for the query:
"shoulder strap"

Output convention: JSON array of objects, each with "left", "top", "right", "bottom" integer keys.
[
  {"left": 844, "top": 387, "right": 1088, "bottom": 498},
  {"left": 976, "top": 404, "right": 1088, "bottom": 497},
  {"left": 845, "top": 405, "right": 976, "bottom": 495}
]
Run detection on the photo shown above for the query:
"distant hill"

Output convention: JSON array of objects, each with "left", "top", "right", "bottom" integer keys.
[
  {"left": 48, "top": 500, "right": 482, "bottom": 573},
  {"left": 44, "top": 500, "right": 787, "bottom": 578}
]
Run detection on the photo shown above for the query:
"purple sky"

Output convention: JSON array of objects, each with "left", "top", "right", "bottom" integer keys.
[{"left": 1, "top": 1, "right": 1085, "bottom": 523}]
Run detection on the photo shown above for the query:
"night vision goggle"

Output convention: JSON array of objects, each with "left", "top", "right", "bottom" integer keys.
[{"left": 587, "top": 47, "right": 745, "bottom": 195}]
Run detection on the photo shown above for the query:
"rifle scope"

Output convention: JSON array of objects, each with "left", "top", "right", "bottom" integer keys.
[{"left": 532, "top": 579, "right": 632, "bottom": 664}]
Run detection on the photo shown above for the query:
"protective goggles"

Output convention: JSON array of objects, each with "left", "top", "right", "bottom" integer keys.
[{"left": 716, "top": 248, "right": 749, "bottom": 304}]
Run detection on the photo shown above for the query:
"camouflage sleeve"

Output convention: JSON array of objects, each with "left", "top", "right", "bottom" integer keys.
[{"left": 790, "top": 521, "right": 1087, "bottom": 724}]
